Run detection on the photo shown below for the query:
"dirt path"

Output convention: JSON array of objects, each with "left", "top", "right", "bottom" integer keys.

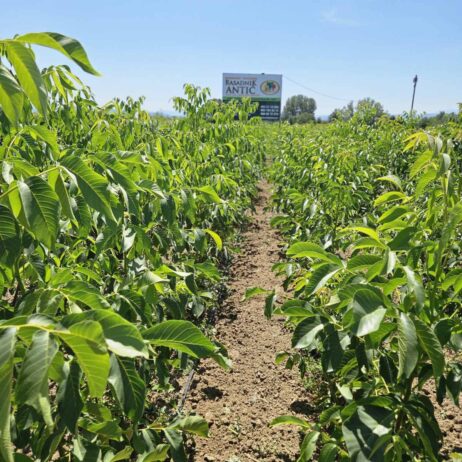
[{"left": 187, "top": 181, "right": 308, "bottom": 461}]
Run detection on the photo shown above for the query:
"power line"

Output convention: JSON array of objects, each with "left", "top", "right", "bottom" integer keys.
[{"left": 283, "top": 75, "right": 352, "bottom": 102}]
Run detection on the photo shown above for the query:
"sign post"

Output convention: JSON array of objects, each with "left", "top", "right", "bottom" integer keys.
[{"left": 222, "top": 73, "right": 282, "bottom": 121}]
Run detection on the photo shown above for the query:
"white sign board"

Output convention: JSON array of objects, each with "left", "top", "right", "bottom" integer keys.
[
  {"left": 222, "top": 73, "right": 282, "bottom": 120},
  {"left": 222, "top": 73, "right": 282, "bottom": 100}
]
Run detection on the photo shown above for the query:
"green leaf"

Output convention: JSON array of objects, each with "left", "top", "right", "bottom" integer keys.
[
  {"left": 376, "top": 174, "right": 402, "bottom": 190},
  {"left": 6, "top": 41, "right": 47, "bottom": 115},
  {"left": 344, "top": 226, "right": 382, "bottom": 245},
  {"left": 63, "top": 309, "right": 148, "bottom": 358},
  {"left": 388, "top": 226, "right": 416, "bottom": 251},
  {"left": 374, "top": 191, "right": 408, "bottom": 207},
  {"left": 108, "top": 356, "right": 145, "bottom": 423},
  {"left": 404, "top": 402, "right": 440, "bottom": 460},
  {"left": 435, "top": 203, "right": 462, "bottom": 281},
  {"left": 397, "top": 313, "right": 419, "bottom": 379},
  {"left": 378, "top": 205, "right": 410, "bottom": 224},
  {"left": 242, "top": 286, "right": 272, "bottom": 301},
  {"left": 61, "top": 155, "right": 116, "bottom": 223},
  {"left": 16, "top": 32, "right": 100, "bottom": 75},
  {"left": 347, "top": 254, "right": 382, "bottom": 271},
  {"left": 0, "top": 64, "right": 24, "bottom": 125},
  {"left": 342, "top": 405, "right": 393, "bottom": 462},
  {"left": 26, "top": 125, "right": 60, "bottom": 156},
  {"left": 306, "top": 264, "right": 341, "bottom": 296},
  {"left": 204, "top": 228, "right": 222, "bottom": 250},
  {"left": 0, "top": 204, "right": 20, "bottom": 267},
  {"left": 59, "top": 280, "right": 110, "bottom": 311},
  {"left": 410, "top": 150, "right": 433, "bottom": 178},
  {"left": 292, "top": 317, "right": 324, "bottom": 349},
  {"left": 18, "top": 175, "right": 60, "bottom": 248},
  {"left": 0, "top": 328, "right": 16, "bottom": 462},
  {"left": 140, "top": 445, "right": 169, "bottom": 461},
  {"left": 143, "top": 320, "right": 216, "bottom": 359},
  {"left": 167, "top": 415, "right": 209, "bottom": 437},
  {"left": 414, "top": 319, "right": 445, "bottom": 378},
  {"left": 196, "top": 185, "right": 222, "bottom": 203},
  {"left": 403, "top": 266, "right": 425, "bottom": 309},
  {"left": 264, "top": 291, "right": 277, "bottom": 319},
  {"left": 321, "top": 325, "right": 344, "bottom": 372},
  {"left": 57, "top": 320, "right": 110, "bottom": 398},
  {"left": 287, "top": 242, "right": 342, "bottom": 265},
  {"left": 415, "top": 167, "right": 437, "bottom": 197},
  {"left": 15, "top": 330, "right": 57, "bottom": 410},
  {"left": 48, "top": 169, "right": 76, "bottom": 221},
  {"left": 350, "top": 288, "right": 386, "bottom": 337},
  {"left": 83, "top": 420, "right": 123, "bottom": 439},
  {"left": 105, "top": 447, "right": 133, "bottom": 462},
  {"left": 318, "top": 443, "right": 338, "bottom": 462},
  {"left": 163, "top": 428, "right": 187, "bottom": 462},
  {"left": 57, "top": 361, "right": 83, "bottom": 431},
  {"left": 297, "top": 430, "right": 320, "bottom": 461},
  {"left": 270, "top": 415, "right": 311, "bottom": 428}
]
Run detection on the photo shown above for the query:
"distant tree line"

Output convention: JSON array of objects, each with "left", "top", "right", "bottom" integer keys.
[{"left": 280, "top": 95, "right": 386, "bottom": 125}]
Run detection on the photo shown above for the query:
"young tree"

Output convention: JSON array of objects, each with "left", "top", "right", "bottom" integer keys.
[{"left": 282, "top": 95, "right": 317, "bottom": 124}]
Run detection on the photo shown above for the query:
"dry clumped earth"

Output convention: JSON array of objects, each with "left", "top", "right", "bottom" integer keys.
[
  {"left": 184, "top": 180, "right": 462, "bottom": 461},
  {"left": 185, "top": 181, "right": 310, "bottom": 461}
]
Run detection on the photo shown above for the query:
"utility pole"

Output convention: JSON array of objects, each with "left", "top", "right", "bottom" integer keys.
[{"left": 410, "top": 75, "right": 418, "bottom": 116}]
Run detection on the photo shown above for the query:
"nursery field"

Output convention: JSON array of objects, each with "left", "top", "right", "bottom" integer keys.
[{"left": 1, "top": 33, "right": 462, "bottom": 462}]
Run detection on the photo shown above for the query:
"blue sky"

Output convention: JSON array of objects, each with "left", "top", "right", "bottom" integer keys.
[{"left": 2, "top": 0, "right": 461, "bottom": 115}]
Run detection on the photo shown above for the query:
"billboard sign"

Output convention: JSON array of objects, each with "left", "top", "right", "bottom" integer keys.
[{"left": 222, "top": 73, "right": 282, "bottom": 121}]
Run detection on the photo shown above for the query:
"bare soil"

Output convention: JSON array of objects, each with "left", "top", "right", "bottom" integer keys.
[{"left": 186, "top": 181, "right": 309, "bottom": 461}]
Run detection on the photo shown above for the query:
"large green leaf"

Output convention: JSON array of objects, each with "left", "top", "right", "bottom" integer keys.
[
  {"left": 0, "top": 329, "right": 16, "bottom": 462},
  {"left": 16, "top": 32, "right": 100, "bottom": 75},
  {"left": 64, "top": 310, "right": 148, "bottom": 358},
  {"left": 59, "top": 280, "right": 110, "bottom": 311},
  {"left": 0, "top": 64, "right": 24, "bottom": 125},
  {"left": 414, "top": 319, "right": 445, "bottom": 378},
  {"left": 108, "top": 355, "right": 145, "bottom": 423},
  {"left": 61, "top": 155, "right": 116, "bottom": 222},
  {"left": 57, "top": 320, "right": 110, "bottom": 398},
  {"left": 5, "top": 41, "right": 47, "bottom": 115},
  {"left": 48, "top": 169, "right": 76, "bottom": 221},
  {"left": 305, "top": 263, "right": 341, "bottom": 296},
  {"left": 196, "top": 185, "right": 222, "bottom": 204},
  {"left": 287, "top": 241, "right": 342, "bottom": 265},
  {"left": 167, "top": 415, "right": 209, "bottom": 437},
  {"left": 298, "top": 431, "right": 320, "bottom": 461},
  {"left": 347, "top": 254, "right": 382, "bottom": 271},
  {"left": 292, "top": 316, "right": 324, "bottom": 349},
  {"left": 403, "top": 266, "right": 424, "bottom": 309},
  {"left": 0, "top": 204, "right": 20, "bottom": 267},
  {"left": 15, "top": 330, "right": 57, "bottom": 410},
  {"left": 350, "top": 288, "right": 387, "bottom": 337},
  {"left": 142, "top": 320, "right": 216, "bottom": 358},
  {"left": 17, "top": 175, "right": 60, "bottom": 249},
  {"left": 57, "top": 361, "right": 83, "bottom": 431},
  {"left": 397, "top": 313, "right": 419, "bottom": 379},
  {"left": 342, "top": 405, "right": 393, "bottom": 462},
  {"left": 318, "top": 443, "right": 338, "bottom": 462}
]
